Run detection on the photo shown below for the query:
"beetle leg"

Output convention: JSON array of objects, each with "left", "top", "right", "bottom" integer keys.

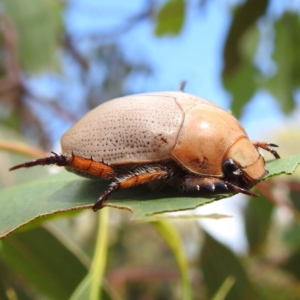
[
  {"left": 10, "top": 152, "right": 115, "bottom": 179},
  {"left": 9, "top": 152, "right": 70, "bottom": 171},
  {"left": 181, "top": 176, "right": 260, "bottom": 197},
  {"left": 66, "top": 155, "right": 114, "bottom": 178},
  {"left": 252, "top": 141, "right": 280, "bottom": 159},
  {"left": 181, "top": 176, "right": 229, "bottom": 193},
  {"left": 92, "top": 166, "right": 170, "bottom": 211}
]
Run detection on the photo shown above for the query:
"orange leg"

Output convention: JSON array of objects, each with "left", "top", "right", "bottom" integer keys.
[
  {"left": 252, "top": 141, "right": 280, "bottom": 159},
  {"left": 67, "top": 155, "right": 114, "bottom": 178},
  {"left": 9, "top": 152, "right": 115, "bottom": 179},
  {"left": 92, "top": 167, "right": 170, "bottom": 211}
]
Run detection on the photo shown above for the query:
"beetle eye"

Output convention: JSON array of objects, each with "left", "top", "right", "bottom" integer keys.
[{"left": 223, "top": 159, "right": 240, "bottom": 175}]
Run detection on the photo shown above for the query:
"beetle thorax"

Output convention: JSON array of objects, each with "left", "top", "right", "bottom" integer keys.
[
  {"left": 171, "top": 105, "right": 247, "bottom": 177},
  {"left": 225, "top": 137, "right": 267, "bottom": 181}
]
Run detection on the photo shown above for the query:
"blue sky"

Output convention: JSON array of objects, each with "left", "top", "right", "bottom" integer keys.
[{"left": 65, "top": 0, "right": 230, "bottom": 105}]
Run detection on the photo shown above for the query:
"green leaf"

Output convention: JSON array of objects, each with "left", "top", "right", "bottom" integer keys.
[
  {"left": 223, "top": 25, "right": 260, "bottom": 118},
  {"left": 265, "top": 13, "right": 300, "bottom": 113},
  {"left": 0, "top": 155, "right": 299, "bottom": 239},
  {"left": 2, "top": 0, "right": 62, "bottom": 72},
  {"left": 0, "top": 226, "right": 88, "bottom": 299},
  {"left": 224, "top": 60, "right": 257, "bottom": 118},
  {"left": 281, "top": 251, "right": 300, "bottom": 280},
  {"left": 262, "top": 155, "right": 300, "bottom": 180},
  {"left": 200, "top": 232, "right": 261, "bottom": 300},
  {"left": 222, "top": 0, "right": 268, "bottom": 75},
  {"left": 0, "top": 259, "right": 33, "bottom": 300},
  {"left": 222, "top": 0, "right": 267, "bottom": 117},
  {"left": 244, "top": 195, "right": 274, "bottom": 254},
  {"left": 155, "top": 0, "right": 185, "bottom": 36}
]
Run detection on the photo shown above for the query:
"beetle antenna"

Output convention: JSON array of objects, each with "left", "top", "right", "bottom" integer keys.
[
  {"left": 225, "top": 181, "right": 259, "bottom": 197},
  {"left": 9, "top": 152, "right": 70, "bottom": 171},
  {"left": 178, "top": 80, "right": 187, "bottom": 92}
]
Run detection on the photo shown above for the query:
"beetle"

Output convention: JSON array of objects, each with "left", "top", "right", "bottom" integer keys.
[{"left": 10, "top": 91, "right": 280, "bottom": 211}]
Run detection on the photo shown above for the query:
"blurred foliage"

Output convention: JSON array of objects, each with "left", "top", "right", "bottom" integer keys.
[
  {"left": 0, "top": 0, "right": 300, "bottom": 299},
  {"left": 264, "top": 13, "right": 300, "bottom": 114},
  {"left": 201, "top": 231, "right": 261, "bottom": 300},
  {"left": 244, "top": 194, "right": 274, "bottom": 255},
  {"left": 2, "top": 0, "right": 62, "bottom": 72},
  {"left": 222, "top": 2, "right": 300, "bottom": 118},
  {"left": 155, "top": 0, "right": 185, "bottom": 36},
  {"left": 1, "top": 227, "right": 88, "bottom": 299}
]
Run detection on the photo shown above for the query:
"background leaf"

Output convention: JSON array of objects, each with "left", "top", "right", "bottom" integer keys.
[
  {"left": 244, "top": 195, "right": 274, "bottom": 254},
  {"left": 0, "top": 226, "right": 88, "bottom": 299},
  {"left": 2, "top": 0, "right": 62, "bottom": 72},
  {"left": 155, "top": 0, "right": 185, "bottom": 36},
  {"left": 223, "top": 25, "right": 259, "bottom": 118},
  {"left": 222, "top": 0, "right": 268, "bottom": 76},
  {"left": 200, "top": 231, "right": 261, "bottom": 300},
  {"left": 264, "top": 13, "right": 300, "bottom": 113}
]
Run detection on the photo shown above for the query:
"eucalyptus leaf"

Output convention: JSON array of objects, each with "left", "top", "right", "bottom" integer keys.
[
  {"left": 2, "top": 0, "right": 62, "bottom": 72},
  {"left": 244, "top": 195, "right": 274, "bottom": 254},
  {"left": 200, "top": 232, "right": 261, "bottom": 300},
  {"left": 265, "top": 13, "right": 300, "bottom": 113},
  {"left": 155, "top": 0, "right": 185, "bottom": 36},
  {"left": 222, "top": 0, "right": 268, "bottom": 75},
  {"left": 0, "top": 227, "right": 88, "bottom": 299},
  {"left": 223, "top": 27, "right": 259, "bottom": 118},
  {"left": 0, "top": 156, "right": 299, "bottom": 239}
]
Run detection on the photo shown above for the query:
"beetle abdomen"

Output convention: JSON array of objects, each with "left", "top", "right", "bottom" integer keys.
[{"left": 61, "top": 93, "right": 185, "bottom": 164}]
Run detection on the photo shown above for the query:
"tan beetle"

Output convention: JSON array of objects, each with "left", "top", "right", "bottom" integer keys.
[{"left": 10, "top": 91, "right": 280, "bottom": 211}]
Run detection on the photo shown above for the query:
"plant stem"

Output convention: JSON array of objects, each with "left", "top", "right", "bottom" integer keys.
[
  {"left": 153, "top": 220, "right": 192, "bottom": 300},
  {"left": 90, "top": 207, "right": 109, "bottom": 300}
]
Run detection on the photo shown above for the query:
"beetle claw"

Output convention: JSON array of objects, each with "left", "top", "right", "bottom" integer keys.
[{"left": 252, "top": 141, "right": 280, "bottom": 159}]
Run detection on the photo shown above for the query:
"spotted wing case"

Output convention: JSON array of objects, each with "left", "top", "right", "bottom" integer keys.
[{"left": 61, "top": 92, "right": 196, "bottom": 164}]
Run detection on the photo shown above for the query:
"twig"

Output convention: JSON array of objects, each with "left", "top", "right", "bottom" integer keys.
[
  {"left": 0, "top": 140, "right": 48, "bottom": 158},
  {"left": 22, "top": 85, "right": 78, "bottom": 122},
  {"left": 0, "top": 14, "right": 23, "bottom": 101},
  {"left": 63, "top": 33, "right": 89, "bottom": 70},
  {"left": 75, "top": 2, "right": 154, "bottom": 42}
]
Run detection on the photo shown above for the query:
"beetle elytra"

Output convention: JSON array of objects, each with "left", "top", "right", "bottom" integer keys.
[{"left": 10, "top": 91, "right": 280, "bottom": 211}]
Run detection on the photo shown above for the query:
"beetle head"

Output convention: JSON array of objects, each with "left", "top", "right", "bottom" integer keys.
[{"left": 223, "top": 137, "right": 267, "bottom": 190}]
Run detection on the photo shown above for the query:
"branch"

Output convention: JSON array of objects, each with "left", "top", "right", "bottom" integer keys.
[{"left": 22, "top": 85, "right": 78, "bottom": 123}]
